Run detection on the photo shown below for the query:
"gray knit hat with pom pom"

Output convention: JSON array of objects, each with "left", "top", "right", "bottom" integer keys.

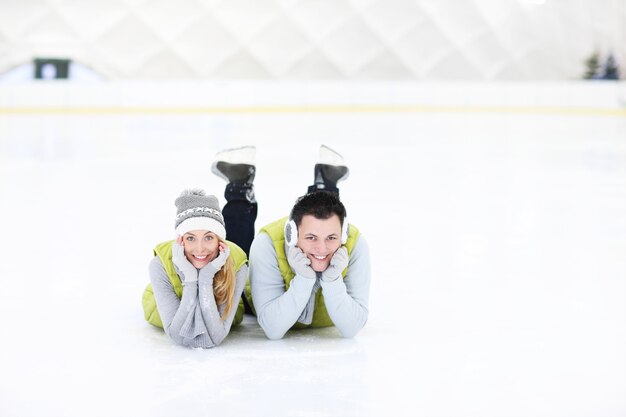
[{"left": 174, "top": 189, "right": 226, "bottom": 239}]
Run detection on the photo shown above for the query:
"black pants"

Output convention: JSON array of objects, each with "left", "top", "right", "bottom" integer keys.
[
  {"left": 222, "top": 183, "right": 257, "bottom": 314},
  {"left": 223, "top": 183, "right": 257, "bottom": 257}
]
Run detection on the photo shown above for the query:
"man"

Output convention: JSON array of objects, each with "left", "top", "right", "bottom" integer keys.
[{"left": 213, "top": 144, "right": 371, "bottom": 339}]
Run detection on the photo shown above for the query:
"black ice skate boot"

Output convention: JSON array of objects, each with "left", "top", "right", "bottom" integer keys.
[
  {"left": 308, "top": 145, "right": 350, "bottom": 196},
  {"left": 212, "top": 145, "right": 257, "bottom": 205},
  {"left": 211, "top": 145, "right": 256, "bottom": 186}
]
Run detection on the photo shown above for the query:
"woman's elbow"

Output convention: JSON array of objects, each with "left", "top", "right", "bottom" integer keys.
[
  {"left": 164, "top": 329, "right": 186, "bottom": 347},
  {"left": 211, "top": 334, "right": 226, "bottom": 346}
]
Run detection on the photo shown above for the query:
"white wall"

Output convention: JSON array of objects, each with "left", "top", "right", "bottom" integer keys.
[{"left": 0, "top": 0, "right": 624, "bottom": 80}]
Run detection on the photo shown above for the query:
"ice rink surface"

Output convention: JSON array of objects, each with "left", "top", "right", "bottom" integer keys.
[{"left": 0, "top": 82, "right": 625, "bottom": 417}]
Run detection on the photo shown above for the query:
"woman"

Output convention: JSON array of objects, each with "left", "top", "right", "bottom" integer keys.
[{"left": 142, "top": 189, "right": 248, "bottom": 348}]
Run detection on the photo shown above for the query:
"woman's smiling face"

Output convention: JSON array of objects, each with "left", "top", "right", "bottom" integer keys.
[{"left": 178, "top": 230, "right": 220, "bottom": 268}]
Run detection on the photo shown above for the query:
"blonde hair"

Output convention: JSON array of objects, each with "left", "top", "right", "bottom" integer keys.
[{"left": 212, "top": 238, "right": 237, "bottom": 319}]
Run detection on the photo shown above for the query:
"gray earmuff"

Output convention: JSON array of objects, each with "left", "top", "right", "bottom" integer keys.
[
  {"left": 284, "top": 218, "right": 349, "bottom": 247},
  {"left": 284, "top": 219, "right": 298, "bottom": 247},
  {"left": 342, "top": 221, "right": 349, "bottom": 244}
]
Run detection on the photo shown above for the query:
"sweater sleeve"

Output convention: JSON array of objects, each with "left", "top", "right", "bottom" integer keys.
[
  {"left": 319, "top": 236, "right": 371, "bottom": 338},
  {"left": 197, "top": 263, "right": 248, "bottom": 346},
  {"left": 249, "top": 233, "right": 316, "bottom": 340},
  {"left": 148, "top": 256, "right": 215, "bottom": 348}
]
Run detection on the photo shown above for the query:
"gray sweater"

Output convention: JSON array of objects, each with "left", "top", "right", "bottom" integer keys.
[
  {"left": 249, "top": 232, "right": 371, "bottom": 340},
  {"left": 148, "top": 256, "right": 248, "bottom": 348}
]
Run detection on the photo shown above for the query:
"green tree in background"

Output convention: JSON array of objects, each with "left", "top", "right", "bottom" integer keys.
[
  {"left": 583, "top": 51, "right": 600, "bottom": 79},
  {"left": 602, "top": 54, "right": 620, "bottom": 80}
]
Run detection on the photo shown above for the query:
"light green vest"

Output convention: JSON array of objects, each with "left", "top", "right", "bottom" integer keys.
[
  {"left": 255, "top": 216, "right": 360, "bottom": 329},
  {"left": 142, "top": 240, "right": 248, "bottom": 328}
]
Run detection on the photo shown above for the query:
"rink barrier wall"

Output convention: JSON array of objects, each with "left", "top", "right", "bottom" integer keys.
[{"left": 0, "top": 81, "right": 625, "bottom": 117}]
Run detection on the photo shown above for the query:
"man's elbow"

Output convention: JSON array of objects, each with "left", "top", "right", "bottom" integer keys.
[
  {"left": 258, "top": 315, "right": 288, "bottom": 340},
  {"left": 338, "top": 326, "right": 360, "bottom": 338},
  {"left": 337, "top": 315, "right": 368, "bottom": 338},
  {"left": 264, "top": 330, "right": 286, "bottom": 340}
]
